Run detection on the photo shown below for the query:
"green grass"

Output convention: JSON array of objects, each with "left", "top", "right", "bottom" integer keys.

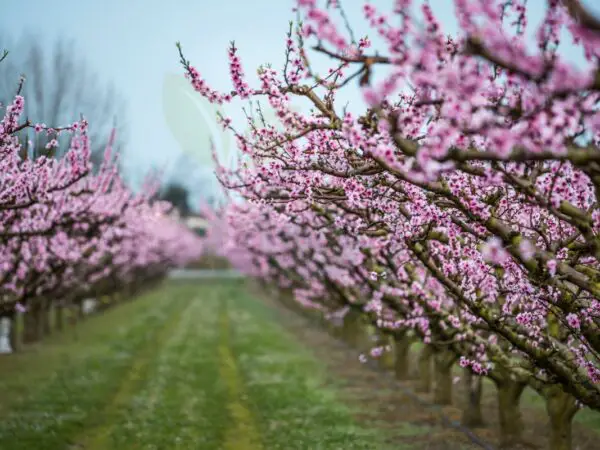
[
  {"left": 0, "top": 280, "right": 391, "bottom": 450},
  {"left": 224, "top": 284, "right": 389, "bottom": 450},
  {"left": 0, "top": 282, "right": 198, "bottom": 449},
  {"left": 78, "top": 281, "right": 230, "bottom": 450},
  {"left": 4, "top": 279, "right": 597, "bottom": 449}
]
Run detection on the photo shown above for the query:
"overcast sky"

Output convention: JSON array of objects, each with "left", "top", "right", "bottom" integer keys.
[{"left": 2, "top": 0, "right": 599, "bottom": 201}]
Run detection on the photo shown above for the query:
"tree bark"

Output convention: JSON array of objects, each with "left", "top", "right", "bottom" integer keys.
[
  {"left": 433, "top": 348, "right": 456, "bottom": 405},
  {"left": 393, "top": 332, "right": 412, "bottom": 379},
  {"left": 341, "top": 310, "right": 366, "bottom": 348},
  {"left": 544, "top": 385, "right": 578, "bottom": 450},
  {"left": 23, "top": 302, "right": 45, "bottom": 343},
  {"left": 42, "top": 301, "right": 52, "bottom": 336},
  {"left": 78, "top": 300, "right": 85, "bottom": 319},
  {"left": 8, "top": 314, "right": 18, "bottom": 352},
  {"left": 494, "top": 377, "right": 526, "bottom": 448},
  {"left": 22, "top": 311, "right": 34, "bottom": 343},
  {"left": 326, "top": 314, "right": 343, "bottom": 338},
  {"left": 461, "top": 368, "right": 484, "bottom": 427},
  {"left": 373, "top": 330, "right": 394, "bottom": 370},
  {"left": 55, "top": 306, "right": 64, "bottom": 331},
  {"left": 416, "top": 345, "right": 433, "bottom": 393}
]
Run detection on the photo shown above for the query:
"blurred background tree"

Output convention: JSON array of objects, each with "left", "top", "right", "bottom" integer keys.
[
  {"left": 157, "top": 149, "right": 222, "bottom": 216},
  {"left": 158, "top": 182, "right": 191, "bottom": 218},
  {"left": 0, "top": 33, "right": 128, "bottom": 174}
]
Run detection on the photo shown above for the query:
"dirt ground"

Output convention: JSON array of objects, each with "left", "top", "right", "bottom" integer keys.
[{"left": 260, "top": 291, "right": 600, "bottom": 450}]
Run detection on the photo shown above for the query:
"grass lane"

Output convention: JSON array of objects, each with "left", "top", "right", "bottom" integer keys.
[
  {"left": 102, "top": 280, "right": 385, "bottom": 449},
  {"left": 223, "top": 282, "right": 389, "bottom": 450},
  {"left": 218, "top": 299, "right": 263, "bottom": 450},
  {"left": 0, "top": 279, "right": 410, "bottom": 450},
  {"left": 0, "top": 282, "right": 197, "bottom": 450},
  {"left": 77, "top": 287, "right": 196, "bottom": 449},
  {"left": 87, "top": 281, "right": 230, "bottom": 450}
]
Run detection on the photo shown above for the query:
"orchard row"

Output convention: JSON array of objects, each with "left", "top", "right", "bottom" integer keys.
[
  {"left": 0, "top": 78, "right": 203, "bottom": 348},
  {"left": 188, "top": 2, "right": 600, "bottom": 450}
]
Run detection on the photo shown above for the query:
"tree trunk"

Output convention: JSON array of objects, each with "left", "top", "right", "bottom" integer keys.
[
  {"left": 416, "top": 345, "right": 433, "bottom": 393},
  {"left": 42, "top": 301, "right": 52, "bottom": 336},
  {"left": 433, "top": 349, "right": 455, "bottom": 405},
  {"left": 98, "top": 296, "right": 108, "bottom": 313},
  {"left": 9, "top": 314, "right": 19, "bottom": 352},
  {"left": 23, "top": 303, "right": 43, "bottom": 343},
  {"left": 393, "top": 332, "right": 412, "bottom": 379},
  {"left": 494, "top": 378, "right": 526, "bottom": 448},
  {"left": 68, "top": 303, "right": 78, "bottom": 326},
  {"left": 55, "top": 306, "right": 64, "bottom": 331},
  {"left": 545, "top": 385, "right": 578, "bottom": 450},
  {"left": 376, "top": 331, "right": 394, "bottom": 370},
  {"left": 342, "top": 310, "right": 365, "bottom": 348},
  {"left": 325, "top": 313, "right": 342, "bottom": 338},
  {"left": 462, "top": 368, "right": 484, "bottom": 427},
  {"left": 23, "top": 314, "right": 38, "bottom": 343},
  {"left": 22, "top": 311, "right": 33, "bottom": 343}
]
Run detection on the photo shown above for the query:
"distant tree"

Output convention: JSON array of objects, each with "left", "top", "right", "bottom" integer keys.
[
  {"left": 160, "top": 149, "right": 222, "bottom": 214},
  {"left": 159, "top": 182, "right": 191, "bottom": 218},
  {"left": 0, "top": 33, "right": 128, "bottom": 171}
]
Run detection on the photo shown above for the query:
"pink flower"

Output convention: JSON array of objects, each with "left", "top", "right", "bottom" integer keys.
[
  {"left": 45, "top": 139, "right": 59, "bottom": 149},
  {"left": 481, "top": 237, "right": 509, "bottom": 265},
  {"left": 518, "top": 239, "right": 535, "bottom": 260},
  {"left": 547, "top": 259, "right": 557, "bottom": 277},
  {"left": 358, "top": 37, "right": 371, "bottom": 49},
  {"left": 362, "top": 87, "right": 381, "bottom": 107},
  {"left": 566, "top": 313, "right": 580, "bottom": 330},
  {"left": 370, "top": 346, "right": 384, "bottom": 358}
]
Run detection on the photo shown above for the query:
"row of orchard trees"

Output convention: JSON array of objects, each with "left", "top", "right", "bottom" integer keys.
[
  {"left": 180, "top": 1, "right": 600, "bottom": 449},
  {"left": 0, "top": 57, "right": 204, "bottom": 352}
]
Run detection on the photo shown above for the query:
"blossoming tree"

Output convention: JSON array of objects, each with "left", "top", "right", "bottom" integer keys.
[
  {"left": 0, "top": 71, "right": 204, "bottom": 350},
  {"left": 179, "top": 1, "right": 600, "bottom": 449}
]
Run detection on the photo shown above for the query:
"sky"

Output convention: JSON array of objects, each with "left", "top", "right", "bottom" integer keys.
[{"left": 1, "top": 0, "right": 600, "bottom": 203}]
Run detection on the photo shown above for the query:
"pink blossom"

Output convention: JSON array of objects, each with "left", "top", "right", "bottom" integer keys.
[
  {"left": 566, "top": 313, "right": 580, "bottom": 330},
  {"left": 518, "top": 239, "right": 535, "bottom": 260},
  {"left": 481, "top": 237, "right": 509, "bottom": 265},
  {"left": 547, "top": 259, "right": 557, "bottom": 277}
]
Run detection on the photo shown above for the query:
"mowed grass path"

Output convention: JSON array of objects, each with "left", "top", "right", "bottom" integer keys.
[{"left": 0, "top": 280, "right": 388, "bottom": 450}]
